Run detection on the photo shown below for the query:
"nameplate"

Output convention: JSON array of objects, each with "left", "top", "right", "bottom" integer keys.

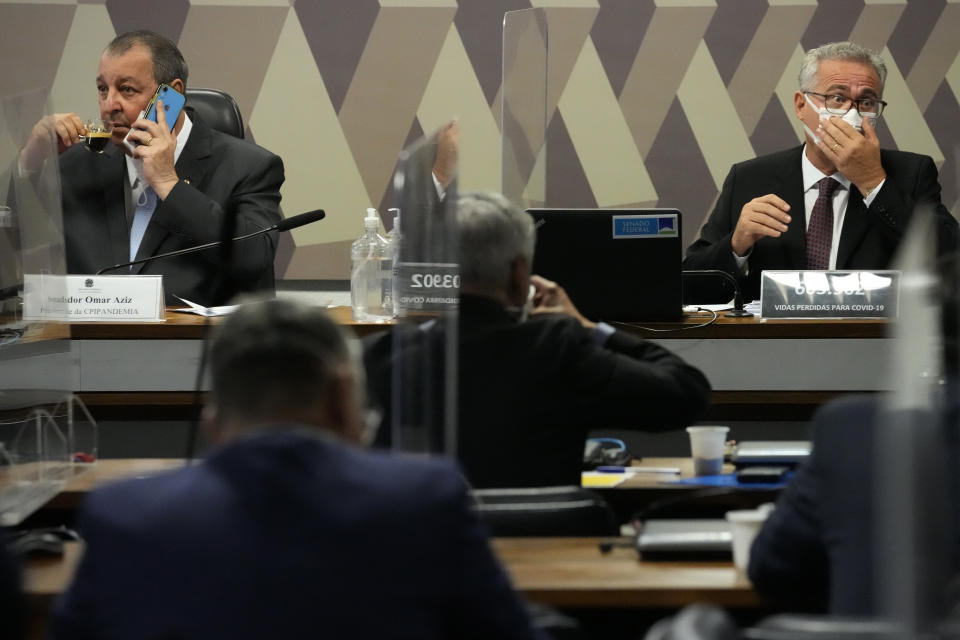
[
  {"left": 760, "top": 270, "right": 899, "bottom": 319},
  {"left": 394, "top": 262, "right": 459, "bottom": 314},
  {"left": 23, "top": 274, "right": 165, "bottom": 322}
]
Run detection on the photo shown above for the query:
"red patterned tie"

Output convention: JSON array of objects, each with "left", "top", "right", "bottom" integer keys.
[{"left": 806, "top": 177, "right": 840, "bottom": 270}]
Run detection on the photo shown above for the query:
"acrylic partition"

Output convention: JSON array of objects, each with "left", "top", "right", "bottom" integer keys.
[
  {"left": 874, "top": 209, "right": 956, "bottom": 636},
  {"left": 501, "top": 8, "right": 547, "bottom": 208},
  {"left": 389, "top": 127, "right": 459, "bottom": 456},
  {"left": 0, "top": 89, "right": 95, "bottom": 526}
]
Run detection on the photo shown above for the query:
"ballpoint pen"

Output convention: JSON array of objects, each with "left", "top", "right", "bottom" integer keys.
[{"left": 595, "top": 465, "right": 681, "bottom": 474}]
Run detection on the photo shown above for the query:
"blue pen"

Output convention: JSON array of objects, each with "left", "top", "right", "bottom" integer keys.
[{"left": 595, "top": 465, "right": 681, "bottom": 474}]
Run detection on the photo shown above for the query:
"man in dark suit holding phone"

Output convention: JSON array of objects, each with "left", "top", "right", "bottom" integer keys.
[
  {"left": 364, "top": 192, "right": 712, "bottom": 488},
  {"left": 19, "top": 30, "right": 284, "bottom": 306}
]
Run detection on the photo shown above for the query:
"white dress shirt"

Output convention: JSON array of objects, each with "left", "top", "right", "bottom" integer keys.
[{"left": 734, "top": 144, "right": 885, "bottom": 272}]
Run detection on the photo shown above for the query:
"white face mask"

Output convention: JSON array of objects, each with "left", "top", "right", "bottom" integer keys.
[{"left": 803, "top": 93, "right": 878, "bottom": 144}]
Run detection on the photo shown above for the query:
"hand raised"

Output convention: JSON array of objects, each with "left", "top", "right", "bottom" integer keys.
[
  {"left": 731, "top": 194, "right": 792, "bottom": 256},
  {"left": 20, "top": 113, "right": 85, "bottom": 171}
]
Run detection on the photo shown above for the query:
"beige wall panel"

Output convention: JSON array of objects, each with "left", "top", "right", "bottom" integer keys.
[
  {"left": 905, "top": 2, "right": 960, "bottom": 111},
  {"left": 531, "top": 0, "right": 598, "bottom": 7},
  {"left": 849, "top": 0, "right": 906, "bottom": 53},
  {"left": 0, "top": 4, "right": 75, "bottom": 99},
  {"left": 946, "top": 48, "right": 960, "bottom": 106},
  {"left": 417, "top": 26, "right": 501, "bottom": 194},
  {"left": 880, "top": 47, "right": 944, "bottom": 167},
  {"left": 250, "top": 8, "right": 371, "bottom": 271},
  {"left": 559, "top": 38, "right": 656, "bottom": 206},
  {"left": 338, "top": 6, "right": 456, "bottom": 205},
  {"left": 678, "top": 41, "right": 755, "bottom": 191},
  {"left": 774, "top": 44, "right": 807, "bottom": 143},
  {"left": 49, "top": 4, "right": 116, "bottom": 117},
  {"left": 189, "top": 0, "right": 289, "bottom": 5},
  {"left": 542, "top": 7, "right": 598, "bottom": 119},
  {"left": 728, "top": 1, "right": 817, "bottom": 134},
  {"left": 177, "top": 5, "right": 288, "bottom": 117},
  {"left": 619, "top": 2, "right": 714, "bottom": 158},
  {"left": 285, "top": 239, "right": 352, "bottom": 281},
  {"left": 380, "top": 0, "right": 457, "bottom": 6}
]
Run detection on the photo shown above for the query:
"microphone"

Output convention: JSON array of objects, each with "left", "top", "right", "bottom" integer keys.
[
  {"left": 96, "top": 209, "right": 325, "bottom": 275},
  {"left": 681, "top": 269, "right": 753, "bottom": 317}
]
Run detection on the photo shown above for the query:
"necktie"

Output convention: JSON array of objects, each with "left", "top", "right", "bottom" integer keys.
[
  {"left": 805, "top": 177, "right": 840, "bottom": 270},
  {"left": 130, "top": 183, "right": 157, "bottom": 263}
]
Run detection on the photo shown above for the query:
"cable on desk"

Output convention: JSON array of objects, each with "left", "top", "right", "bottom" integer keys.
[{"left": 612, "top": 307, "right": 719, "bottom": 333}]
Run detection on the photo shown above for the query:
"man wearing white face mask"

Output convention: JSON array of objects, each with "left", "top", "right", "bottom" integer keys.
[{"left": 683, "top": 41, "right": 958, "bottom": 302}]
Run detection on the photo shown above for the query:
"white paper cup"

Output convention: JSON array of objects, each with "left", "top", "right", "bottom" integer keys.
[
  {"left": 725, "top": 508, "right": 770, "bottom": 572},
  {"left": 685, "top": 426, "right": 729, "bottom": 476}
]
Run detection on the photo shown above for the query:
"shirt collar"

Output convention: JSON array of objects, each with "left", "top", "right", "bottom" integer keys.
[
  {"left": 800, "top": 143, "right": 849, "bottom": 192},
  {"left": 125, "top": 111, "right": 193, "bottom": 189}
]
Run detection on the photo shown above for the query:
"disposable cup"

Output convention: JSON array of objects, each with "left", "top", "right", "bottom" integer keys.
[
  {"left": 725, "top": 508, "right": 770, "bottom": 572},
  {"left": 685, "top": 426, "right": 729, "bottom": 476}
]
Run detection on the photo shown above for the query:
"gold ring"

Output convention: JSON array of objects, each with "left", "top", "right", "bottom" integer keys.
[
  {"left": 832, "top": 143, "right": 839, "bottom": 151},
  {"left": 145, "top": 135, "right": 153, "bottom": 146}
]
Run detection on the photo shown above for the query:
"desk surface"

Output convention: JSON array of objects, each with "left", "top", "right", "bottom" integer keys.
[
  {"left": 62, "top": 307, "right": 887, "bottom": 340},
  {"left": 46, "top": 457, "right": 723, "bottom": 507},
  {"left": 494, "top": 537, "right": 760, "bottom": 608},
  {"left": 25, "top": 538, "right": 759, "bottom": 609}
]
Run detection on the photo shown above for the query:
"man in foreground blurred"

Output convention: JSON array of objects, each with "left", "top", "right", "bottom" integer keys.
[{"left": 51, "top": 299, "right": 543, "bottom": 639}]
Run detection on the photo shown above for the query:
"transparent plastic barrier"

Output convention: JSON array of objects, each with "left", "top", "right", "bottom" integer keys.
[
  {"left": 502, "top": 8, "right": 547, "bottom": 208},
  {"left": 390, "top": 128, "right": 459, "bottom": 456}
]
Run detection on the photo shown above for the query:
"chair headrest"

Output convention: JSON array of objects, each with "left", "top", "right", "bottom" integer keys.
[{"left": 185, "top": 88, "right": 244, "bottom": 139}]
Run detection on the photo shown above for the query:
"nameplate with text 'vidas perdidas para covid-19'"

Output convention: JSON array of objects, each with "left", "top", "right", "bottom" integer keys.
[
  {"left": 23, "top": 274, "right": 165, "bottom": 322},
  {"left": 760, "top": 270, "right": 900, "bottom": 319}
]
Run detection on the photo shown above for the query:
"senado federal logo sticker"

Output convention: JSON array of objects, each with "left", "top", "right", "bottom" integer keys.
[{"left": 612, "top": 214, "right": 678, "bottom": 238}]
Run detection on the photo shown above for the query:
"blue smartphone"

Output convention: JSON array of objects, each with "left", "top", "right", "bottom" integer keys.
[
  {"left": 123, "top": 84, "right": 185, "bottom": 153},
  {"left": 144, "top": 84, "right": 185, "bottom": 129}
]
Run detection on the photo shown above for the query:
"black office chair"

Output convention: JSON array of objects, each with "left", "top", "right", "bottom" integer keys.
[
  {"left": 185, "top": 88, "right": 244, "bottom": 139},
  {"left": 471, "top": 486, "right": 618, "bottom": 537}
]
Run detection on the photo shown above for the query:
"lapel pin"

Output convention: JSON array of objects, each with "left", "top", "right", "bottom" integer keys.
[{"left": 183, "top": 179, "right": 191, "bottom": 185}]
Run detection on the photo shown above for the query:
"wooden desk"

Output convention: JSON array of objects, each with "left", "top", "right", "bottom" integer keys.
[
  {"left": 494, "top": 537, "right": 760, "bottom": 608},
  {"left": 42, "top": 459, "right": 184, "bottom": 510},
  {"left": 25, "top": 538, "right": 760, "bottom": 611},
  {"left": 4, "top": 311, "right": 889, "bottom": 421}
]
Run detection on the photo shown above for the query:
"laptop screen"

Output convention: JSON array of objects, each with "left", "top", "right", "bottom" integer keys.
[{"left": 527, "top": 208, "right": 683, "bottom": 322}]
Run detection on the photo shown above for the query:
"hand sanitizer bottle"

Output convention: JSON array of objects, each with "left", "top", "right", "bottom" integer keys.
[{"left": 350, "top": 208, "right": 393, "bottom": 322}]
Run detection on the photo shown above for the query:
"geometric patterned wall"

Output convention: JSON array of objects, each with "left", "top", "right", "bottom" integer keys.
[{"left": 2, "top": 0, "right": 959, "bottom": 280}]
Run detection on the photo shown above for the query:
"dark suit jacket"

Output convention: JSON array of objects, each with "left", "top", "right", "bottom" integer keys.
[
  {"left": 50, "top": 430, "right": 543, "bottom": 640},
  {"left": 60, "top": 115, "right": 283, "bottom": 306},
  {"left": 363, "top": 294, "right": 712, "bottom": 488},
  {"left": 683, "top": 146, "right": 959, "bottom": 302},
  {"left": 748, "top": 395, "right": 960, "bottom": 616}
]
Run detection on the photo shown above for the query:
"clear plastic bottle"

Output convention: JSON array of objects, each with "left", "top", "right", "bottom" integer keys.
[{"left": 351, "top": 208, "right": 393, "bottom": 322}]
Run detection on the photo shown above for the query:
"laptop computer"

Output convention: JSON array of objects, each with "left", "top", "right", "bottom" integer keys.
[{"left": 526, "top": 208, "right": 683, "bottom": 322}]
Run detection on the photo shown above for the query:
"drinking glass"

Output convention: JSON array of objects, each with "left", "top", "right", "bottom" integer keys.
[{"left": 79, "top": 118, "right": 111, "bottom": 153}]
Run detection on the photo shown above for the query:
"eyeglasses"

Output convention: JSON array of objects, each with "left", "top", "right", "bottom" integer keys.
[{"left": 804, "top": 91, "right": 887, "bottom": 117}]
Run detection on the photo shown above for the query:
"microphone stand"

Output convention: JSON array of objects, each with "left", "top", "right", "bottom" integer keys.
[
  {"left": 96, "top": 227, "right": 269, "bottom": 275},
  {"left": 681, "top": 269, "right": 753, "bottom": 317}
]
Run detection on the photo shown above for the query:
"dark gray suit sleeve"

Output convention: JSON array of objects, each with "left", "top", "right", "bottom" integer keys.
[
  {"left": 682, "top": 165, "right": 743, "bottom": 302},
  {"left": 575, "top": 324, "right": 711, "bottom": 430},
  {"left": 747, "top": 414, "right": 830, "bottom": 612},
  {"left": 868, "top": 153, "right": 958, "bottom": 256},
  {"left": 436, "top": 465, "right": 549, "bottom": 639},
  {"left": 154, "top": 149, "right": 284, "bottom": 280}
]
